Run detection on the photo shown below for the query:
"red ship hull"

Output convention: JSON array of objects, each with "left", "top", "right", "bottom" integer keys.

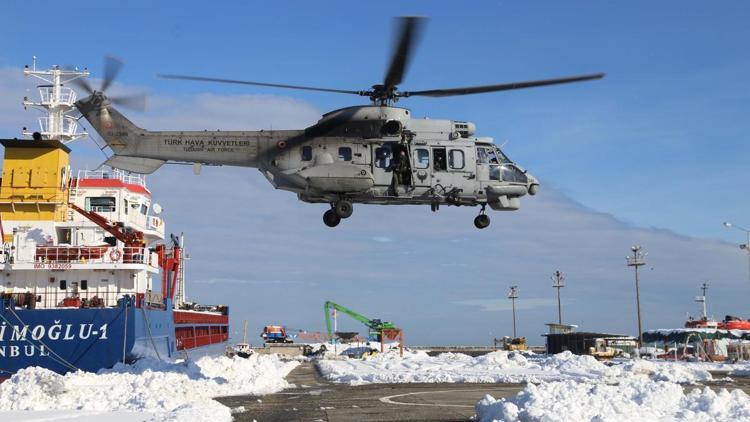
[{"left": 174, "top": 310, "right": 229, "bottom": 350}]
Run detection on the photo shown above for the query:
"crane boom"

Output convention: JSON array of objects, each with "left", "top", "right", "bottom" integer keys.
[
  {"left": 323, "top": 300, "right": 395, "bottom": 340},
  {"left": 68, "top": 203, "right": 145, "bottom": 247}
]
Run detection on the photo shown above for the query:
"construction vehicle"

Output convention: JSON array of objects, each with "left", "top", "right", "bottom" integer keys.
[
  {"left": 260, "top": 325, "right": 293, "bottom": 344},
  {"left": 495, "top": 336, "right": 528, "bottom": 351},
  {"left": 324, "top": 301, "right": 396, "bottom": 341}
]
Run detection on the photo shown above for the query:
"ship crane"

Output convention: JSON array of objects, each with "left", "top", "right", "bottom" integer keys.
[
  {"left": 68, "top": 203, "right": 145, "bottom": 247},
  {"left": 68, "top": 203, "right": 179, "bottom": 301}
]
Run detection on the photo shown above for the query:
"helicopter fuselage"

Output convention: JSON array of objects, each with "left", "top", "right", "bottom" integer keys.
[{"left": 76, "top": 100, "right": 537, "bottom": 228}]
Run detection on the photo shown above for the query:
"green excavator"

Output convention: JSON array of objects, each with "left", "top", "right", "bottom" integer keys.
[{"left": 324, "top": 301, "right": 396, "bottom": 341}]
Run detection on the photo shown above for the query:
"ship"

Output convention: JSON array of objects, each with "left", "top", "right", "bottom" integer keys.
[
  {"left": 683, "top": 283, "right": 750, "bottom": 330},
  {"left": 0, "top": 59, "right": 228, "bottom": 381}
]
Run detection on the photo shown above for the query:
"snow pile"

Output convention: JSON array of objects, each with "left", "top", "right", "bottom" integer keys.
[
  {"left": 0, "top": 354, "right": 299, "bottom": 421},
  {"left": 475, "top": 378, "right": 750, "bottom": 422},
  {"left": 318, "top": 350, "right": 625, "bottom": 385},
  {"left": 618, "top": 358, "right": 713, "bottom": 383},
  {"left": 318, "top": 350, "right": 716, "bottom": 385}
]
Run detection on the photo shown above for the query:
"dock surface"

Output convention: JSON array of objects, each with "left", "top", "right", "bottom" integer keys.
[{"left": 217, "top": 361, "right": 525, "bottom": 421}]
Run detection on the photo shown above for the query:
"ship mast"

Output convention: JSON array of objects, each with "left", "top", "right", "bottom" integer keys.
[
  {"left": 22, "top": 56, "right": 89, "bottom": 143},
  {"left": 695, "top": 282, "right": 709, "bottom": 320},
  {"left": 175, "top": 233, "right": 187, "bottom": 306}
]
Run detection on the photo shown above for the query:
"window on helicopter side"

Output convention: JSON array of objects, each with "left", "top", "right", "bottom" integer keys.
[
  {"left": 414, "top": 149, "right": 429, "bottom": 169},
  {"left": 338, "top": 147, "right": 352, "bottom": 161},
  {"left": 301, "top": 146, "right": 313, "bottom": 161},
  {"left": 375, "top": 146, "right": 393, "bottom": 169},
  {"left": 433, "top": 147, "right": 447, "bottom": 171},
  {"left": 449, "top": 149, "right": 465, "bottom": 170}
]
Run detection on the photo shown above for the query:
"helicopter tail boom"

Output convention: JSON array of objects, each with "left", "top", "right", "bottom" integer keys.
[{"left": 75, "top": 95, "right": 296, "bottom": 173}]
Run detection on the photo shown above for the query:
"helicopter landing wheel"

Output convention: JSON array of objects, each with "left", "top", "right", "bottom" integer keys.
[
  {"left": 334, "top": 200, "right": 353, "bottom": 219},
  {"left": 474, "top": 214, "right": 490, "bottom": 229},
  {"left": 323, "top": 209, "right": 341, "bottom": 227}
]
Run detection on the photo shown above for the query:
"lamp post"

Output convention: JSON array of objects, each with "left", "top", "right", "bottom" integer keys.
[
  {"left": 508, "top": 286, "right": 519, "bottom": 338},
  {"left": 626, "top": 246, "right": 647, "bottom": 347},
  {"left": 723, "top": 222, "right": 750, "bottom": 286},
  {"left": 552, "top": 271, "right": 565, "bottom": 325}
]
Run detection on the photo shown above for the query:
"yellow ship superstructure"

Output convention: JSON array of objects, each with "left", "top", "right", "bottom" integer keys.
[{"left": 0, "top": 138, "right": 71, "bottom": 228}]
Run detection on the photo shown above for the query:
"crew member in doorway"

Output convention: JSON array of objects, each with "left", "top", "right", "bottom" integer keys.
[{"left": 390, "top": 149, "right": 410, "bottom": 196}]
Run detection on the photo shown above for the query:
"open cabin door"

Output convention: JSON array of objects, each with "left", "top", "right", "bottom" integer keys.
[{"left": 371, "top": 142, "right": 395, "bottom": 187}]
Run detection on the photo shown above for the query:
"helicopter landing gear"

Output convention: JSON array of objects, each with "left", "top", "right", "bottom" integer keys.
[
  {"left": 430, "top": 200, "right": 440, "bottom": 212},
  {"left": 334, "top": 199, "right": 353, "bottom": 219},
  {"left": 323, "top": 209, "right": 341, "bottom": 227},
  {"left": 474, "top": 205, "right": 490, "bottom": 229}
]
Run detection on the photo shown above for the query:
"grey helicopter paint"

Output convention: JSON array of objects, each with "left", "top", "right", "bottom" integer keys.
[{"left": 73, "top": 17, "right": 603, "bottom": 229}]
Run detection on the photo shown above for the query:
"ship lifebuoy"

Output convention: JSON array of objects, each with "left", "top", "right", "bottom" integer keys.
[
  {"left": 277, "top": 140, "right": 287, "bottom": 149},
  {"left": 109, "top": 249, "right": 122, "bottom": 262}
]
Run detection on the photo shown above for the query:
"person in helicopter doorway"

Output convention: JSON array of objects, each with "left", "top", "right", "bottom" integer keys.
[{"left": 390, "top": 148, "right": 411, "bottom": 196}]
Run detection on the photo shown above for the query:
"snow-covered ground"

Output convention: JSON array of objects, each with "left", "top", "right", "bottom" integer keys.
[
  {"left": 476, "top": 378, "right": 750, "bottom": 422},
  {"left": 317, "top": 349, "right": 713, "bottom": 385},
  {"left": 0, "top": 354, "right": 299, "bottom": 421},
  {"left": 319, "top": 349, "right": 750, "bottom": 421}
]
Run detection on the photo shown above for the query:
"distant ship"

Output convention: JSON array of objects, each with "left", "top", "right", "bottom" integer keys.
[
  {"left": 0, "top": 60, "right": 228, "bottom": 381},
  {"left": 683, "top": 283, "right": 750, "bottom": 330}
]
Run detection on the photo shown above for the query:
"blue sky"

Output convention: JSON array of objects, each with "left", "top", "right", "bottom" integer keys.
[{"left": 1, "top": 1, "right": 749, "bottom": 344}]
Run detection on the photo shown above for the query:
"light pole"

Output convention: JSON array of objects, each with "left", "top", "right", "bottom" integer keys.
[
  {"left": 508, "top": 286, "right": 519, "bottom": 338},
  {"left": 552, "top": 271, "right": 565, "bottom": 325},
  {"left": 626, "top": 246, "right": 647, "bottom": 347},
  {"left": 723, "top": 222, "right": 750, "bottom": 286}
]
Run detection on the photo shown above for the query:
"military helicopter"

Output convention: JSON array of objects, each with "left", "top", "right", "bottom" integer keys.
[{"left": 73, "top": 17, "right": 603, "bottom": 229}]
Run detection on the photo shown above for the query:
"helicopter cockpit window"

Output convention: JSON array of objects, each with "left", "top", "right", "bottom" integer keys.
[
  {"left": 449, "top": 149, "right": 465, "bottom": 169},
  {"left": 414, "top": 149, "right": 429, "bottom": 169},
  {"left": 301, "top": 146, "right": 313, "bottom": 161},
  {"left": 375, "top": 146, "right": 392, "bottom": 169},
  {"left": 476, "top": 147, "right": 489, "bottom": 164},
  {"left": 338, "top": 147, "right": 352, "bottom": 161},
  {"left": 489, "top": 165, "right": 501, "bottom": 181},
  {"left": 486, "top": 149, "right": 500, "bottom": 164},
  {"left": 494, "top": 147, "right": 510, "bottom": 164}
]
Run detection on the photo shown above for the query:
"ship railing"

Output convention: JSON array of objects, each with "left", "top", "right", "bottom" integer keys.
[
  {"left": 75, "top": 169, "right": 146, "bottom": 187},
  {"left": 38, "top": 86, "right": 77, "bottom": 105},
  {"left": 4, "top": 290, "right": 137, "bottom": 309},
  {"left": 32, "top": 246, "right": 154, "bottom": 266}
]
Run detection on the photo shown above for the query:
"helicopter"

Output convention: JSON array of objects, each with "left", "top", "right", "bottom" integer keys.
[{"left": 72, "top": 17, "right": 603, "bottom": 229}]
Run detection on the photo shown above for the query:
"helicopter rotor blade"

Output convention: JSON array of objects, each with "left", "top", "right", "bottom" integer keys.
[
  {"left": 69, "top": 77, "right": 95, "bottom": 95},
  {"left": 157, "top": 74, "right": 365, "bottom": 96},
  {"left": 111, "top": 94, "right": 147, "bottom": 112},
  {"left": 401, "top": 73, "right": 605, "bottom": 98},
  {"left": 101, "top": 55, "right": 124, "bottom": 92},
  {"left": 383, "top": 16, "right": 426, "bottom": 92}
]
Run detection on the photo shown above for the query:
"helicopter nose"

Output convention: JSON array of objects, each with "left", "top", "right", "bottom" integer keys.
[{"left": 528, "top": 175, "right": 539, "bottom": 196}]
